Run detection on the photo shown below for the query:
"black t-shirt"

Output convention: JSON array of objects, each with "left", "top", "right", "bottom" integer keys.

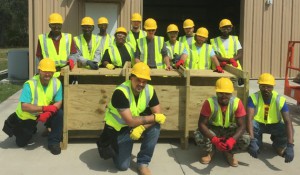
[{"left": 101, "top": 44, "right": 131, "bottom": 67}]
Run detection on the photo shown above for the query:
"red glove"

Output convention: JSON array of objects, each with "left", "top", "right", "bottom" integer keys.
[
  {"left": 229, "top": 58, "right": 238, "bottom": 67},
  {"left": 220, "top": 61, "right": 227, "bottom": 67},
  {"left": 175, "top": 59, "right": 185, "bottom": 68},
  {"left": 42, "top": 105, "right": 58, "bottom": 114},
  {"left": 225, "top": 137, "right": 236, "bottom": 151},
  {"left": 213, "top": 66, "right": 224, "bottom": 73},
  {"left": 211, "top": 136, "right": 227, "bottom": 151},
  {"left": 37, "top": 112, "right": 52, "bottom": 123},
  {"left": 68, "top": 59, "right": 75, "bottom": 70}
]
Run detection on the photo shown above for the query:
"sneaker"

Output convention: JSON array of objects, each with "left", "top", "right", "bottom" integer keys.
[
  {"left": 138, "top": 165, "right": 151, "bottom": 175},
  {"left": 224, "top": 152, "right": 238, "bottom": 167},
  {"left": 200, "top": 151, "right": 214, "bottom": 164},
  {"left": 48, "top": 144, "right": 61, "bottom": 155}
]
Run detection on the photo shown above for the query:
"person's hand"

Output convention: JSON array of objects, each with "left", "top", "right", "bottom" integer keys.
[
  {"left": 165, "top": 65, "right": 173, "bottom": 71},
  {"left": 248, "top": 138, "right": 260, "bottom": 158},
  {"left": 42, "top": 105, "right": 58, "bottom": 114},
  {"left": 213, "top": 66, "right": 224, "bottom": 73},
  {"left": 106, "top": 64, "right": 115, "bottom": 70},
  {"left": 220, "top": 61, "right": 227, "bottom": 67},
  {"left": 211, "top": 136, "right": 227, "bottom": 151},
  {"left": 130, "top": 125, "right": 145, "bottom": 140},
  {"left": 175, "top": 59, "right": 185, "bottom": 68},
  {"left": 229, "top": 58, "right": 238, "bottom": 67},
  {"left": 154, "top": 113, "right": 166, "bottom": 124},
  {"left": 284, "top": 143, "right": 294, "bottom": 163},
  {"left": 67, "top": 59, "right": 75, "bottom": 70},
  {"left": 86, "top": 60, "right": 99, "bottom": 70},
  {"left": 225, "top": 137, "right": 236, "bottom": 151},
  {"left": 37, "top": 112, "right": 52, "bottom": 123}
]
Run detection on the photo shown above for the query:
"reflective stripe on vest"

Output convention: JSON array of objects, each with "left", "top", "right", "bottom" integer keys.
[
  {"left": 74, "top": 34, "right": 100, "bottom": 61},
  {"left": 126, "top": 30, "right": 147, "bottom": 51},
  {"left": 166, "top": 41, "right": 185, "bottom": 58},
  {"left": 99, "top": 34, "right": 114, "bottom": 57},
  {"left": 108, "top": 43, "right": 134, "bottom": 67},
  {"left": 188, "top": 43, "right": 212, "bottom": 69}
]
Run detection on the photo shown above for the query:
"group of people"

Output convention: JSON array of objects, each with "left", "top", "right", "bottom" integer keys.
[{"left": 1, "top": 12, "right": 294, "bottom": 175}]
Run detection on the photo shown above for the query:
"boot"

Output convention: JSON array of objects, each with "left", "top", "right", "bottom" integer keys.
[
  {"left": 224, "top": 152, "right": 238, "bottom": 167},
  {"left": 200, "top": 151, "right": 214, "bottom": 164},
  {"left": 138, "top": 165, "right": 151, "bottom": 175}
]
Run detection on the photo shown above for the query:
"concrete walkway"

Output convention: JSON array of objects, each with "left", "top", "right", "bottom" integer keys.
[{"left": 0, "top": 80, "right": 299, "bottom": 175}]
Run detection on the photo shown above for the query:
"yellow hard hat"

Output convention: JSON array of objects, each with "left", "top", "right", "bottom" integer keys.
[
  {"left": 98, "top": 17, "right": 109, "bottom": 24},
  {"left": 258, "top": 73, "right": 275, "bottom": 86},
  {"left": 183, "top": 19, "right": 194, "bottom": 28},
  {"left": 167, "top": 24, "right": 179, "bottom": 33},
  {"left": 219, "top": 19, "right": 233, "bottom": 28},
  {"left": 38, "top": 58, "right": 56, "bottom": 72},
  {"left": 215, "top": 77, "right": 234, "bottom": 93},
  {"left": 131, "top": 62, "right": 151, "bottom": 80},
  {"left": 196, "top": 27, "right": 209, "bottom": 38},
  {"left": 144, "top": 18, "right": 157, "bottom": 30},
  {"left": 131, "top": 13, "right": 142, "bottom": 22},
  {"left": 115, "top": 27, "right": 127, "bottom": 35},
  {"left": 48, "top": 13, "right": 63, "bottom": 24},
  {"left": 81, "top": 17, "right": 94, "bottom": 26}
]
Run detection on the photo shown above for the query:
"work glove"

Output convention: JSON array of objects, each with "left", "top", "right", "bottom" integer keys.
[
  {"left": 211, "top": 136, "right": 227, "bottom": 151},
  {"left": 37, "top": 112, "right": 52, "bottom": 123},
  {"left": 248, "top": 138, "right": 260, "bottom": 158},
  {"left": 175, "top": 59, "right": 185, "bottom": 68},
  {"left": 67, "top": 59, "right": 75, "bottom": 70},
  {"left": 130, "top": 125, "right": 145, "bottom": 140},
  {"left": 224, "top": 137, "right": 236, "bottom": 151},
  {"left": 86, "top": 60, "right": 99, "bottom": 70},
  {"left": 42, "top": 105, "right": 58, "bottom": 114},
  {"left": 220, "top": 61, "right": 227, "bottom": 67},
  {"left": 213, "top": 66, "right": 224, "bottom": 73},
  {"left": 154, "top": 113, "right": 166, "bottom": 124},
  {"left": 284, "top": 143, "right": 294, "bottom": 163},
  {"left": 106, "top": 64, "right": 115, "bottom": 70},
  {"left": 229, "top": 58, "right": 238, "bottom": 67}
]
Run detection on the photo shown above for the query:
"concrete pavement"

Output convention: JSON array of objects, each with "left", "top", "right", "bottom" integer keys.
[{"left": 0, "top": 80, "right": 299, "bottom": 175}]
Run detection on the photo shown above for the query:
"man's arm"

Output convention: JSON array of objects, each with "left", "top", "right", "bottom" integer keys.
[
  {"left": 247, "top": 107, "right": 255, "bottom": 139},
  {"left": 233, "top": 117, "right": 246, "bottom": 140},
  {"left": 282, "top": 111, "right": 294, "bottom": 144},
  {"left": 198, "top": 115, "right": 214, "bottom": 140}
]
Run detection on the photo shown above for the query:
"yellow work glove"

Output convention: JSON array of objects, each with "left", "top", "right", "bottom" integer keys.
[
  {"left": 106, "top": 64, "right": 115, "bottom": 70},
  {"left": 130, "top": 125, "right": 145, "bottom": 140},
  {"left": 154, "top": 113, "right": 166, "bottom": 124}
]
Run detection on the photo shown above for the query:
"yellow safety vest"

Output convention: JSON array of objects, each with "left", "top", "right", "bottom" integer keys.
[
  {"left": 137, "top": 36, "right": 165, "bottom": 69},
  {"left": 16, "top": 75, "right": 61, "bottom": 120},
  {"left": 250, "top": 91, "right": 285, "bottom": 124},
  {"left": 99, "top": 33, "right": 114, "bottom": 58},
  {"left": 207, "top": 96, "right": 240, "bottom": 128},
  {"left": 104, "top": 80, "right": 154, "bottom": 131},
  {"left": 186, "top": 43, "right": 213, "bottom": 70},
  {"left": 107, "top": 43, "right": 135, "bottom": 67},
  {"left": 126, "top": 30, "right": 147, "bottom": 52},
  {"left": 210, "top": 35, "right": 242, "bottom": 69},
  {"left": 178, "top": 34, "right": 195, "bottom": 49},
  {"left": 74, "top": 34, "right": 100, "bottom": 60}
]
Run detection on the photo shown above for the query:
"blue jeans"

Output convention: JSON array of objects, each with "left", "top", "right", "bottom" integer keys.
[
  {"left": 252, "top": 120, "right": 287, "bottom": 149},
  {"left": 47, "top": 109, "right": 63, "bottom": 146},
  {"left": 112, "top": 123, "right": 160, "bottom": 171}
]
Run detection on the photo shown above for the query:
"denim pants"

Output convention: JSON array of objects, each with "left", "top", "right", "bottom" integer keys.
[
  {"left": 112, "top": 123, "right": 160, "bottom": 171},
  {"left": 252, "top": 120, "right": 287, "bottom": 149}
]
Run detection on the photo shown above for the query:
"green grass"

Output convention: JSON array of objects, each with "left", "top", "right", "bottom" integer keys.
[{"left": 0, "top": 83, "right": 22, "bottom": 103}]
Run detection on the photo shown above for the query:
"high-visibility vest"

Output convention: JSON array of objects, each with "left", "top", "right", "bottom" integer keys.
[
  {"left": 137, "top": 36, "right": 165, "bottom": 69},
  {"left": 126, "top": 30, "right": 147, "bottom": 51},
  {"left": 16, "top": 75, "right": 61, "bottom": 120},
  {"left": 178, "top": 34, "right": 195, "bottom": 49},
  {"left": 207, "top": 96, "right": 240, "bottom": 128},
  {"left": 107, "top": 43, "right": 135, "bottom": 67},
  {"left": 104, "top": 80, "right": 154, "bottom": 131},
  {"left": 99, "top": 33, "right": 114, "bottom": 57},
  {"left": 38, "top": 33, "right": 72, "bottom": 67},
  {"left": 210, "top": 35, "right": 242, "bottom": 69},
  {"left": 166, "top": 41, "right": 187, "bottom": 67},
  {"left": 186, "top": 43, "right": 213, "bottom": 70},
  {"left": 250, "top": 91, "right": 285, "bottom": 124},
  {"left": 74, "top": 34, "right": 100, "bottom": 61}
]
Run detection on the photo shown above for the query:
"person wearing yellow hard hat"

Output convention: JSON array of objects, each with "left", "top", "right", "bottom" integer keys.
[
  {"left": 97, "top": 17, "right": 114, "bottom": 58},
  {"left": 134, "top": 18, "right": 172, "bottom": 70},
  {"left": 2, "top": 58, "right": 64, "bottom": 155},
  {"left": 36, "top": 13, "right": 78, "bottom": 77},
  {"left": 74, "top": 16, "right": 100, "bottom": 70},
  {"left": 195, "top": 77, "right": 249, "bottom": 167},
  {"left": 102, "top": 27, "right": 135, "bottom": 69},
  {"left": 210, "top": 19, "right": 243, "bottom": 71},
  {"left": 247, "top": 73, "right": 294, "bottom": 163},
  {"left": 165, "top": 24, "right": 189, "bottom": 69},
  {"left": 97, "top": 62, "right": 166, "bottom": 175},
  {"left": 126, "top": 13, "right": 147, "bottom": 50},
  {"left": 185, "top": 27, "right": 224, "bottom": 73},
  {"left": 178, "top": 19, "right": 196, "bottom": 50}
]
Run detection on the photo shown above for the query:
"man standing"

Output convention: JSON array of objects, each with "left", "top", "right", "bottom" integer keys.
[
  {"left": 99, "top": 62, "right": 166, "bottom": 175},
  {"left": 194, "top": 77, "right": 250, "bottom": 167},
  {"left": 126, "top": 13, "right": 147, "bottom": 51},
  {"left": 74, "top": 16, "right": 101, "bottom": 70},
  {"left": 135, "top": 18, "right": 172, "bottom": 70},
  {"left": 178, "top": 19, "right": 196, "bottom": 50},
  {"left": 247, "top": 73, "right": 294, "bottom": 163},
  {"left": 97, "top": 17, "right": 114, "bottom": 58},
  {"left": 2, "top": 58, "right": 63, "bottom": 155}
]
